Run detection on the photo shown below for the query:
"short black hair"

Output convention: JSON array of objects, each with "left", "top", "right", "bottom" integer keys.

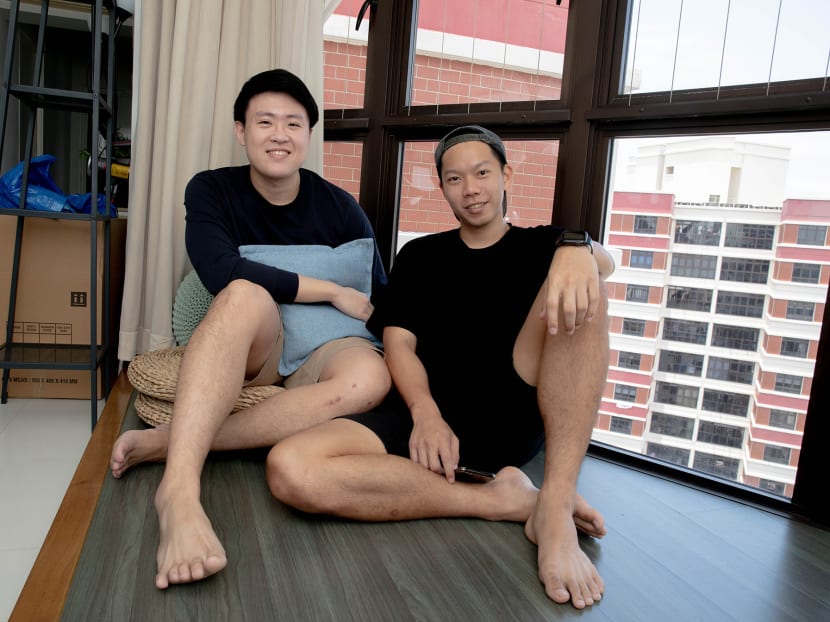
[
  {"left": 434, "top": 125, "right": 508, "bottom": 177},
  {"left": 233, "top": 69, "right": 319, "bottom": 128}
]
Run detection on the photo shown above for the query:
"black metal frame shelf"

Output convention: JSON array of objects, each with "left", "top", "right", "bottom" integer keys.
[{"left": 0, "top": 0, "right": 117, "bottom": 430}]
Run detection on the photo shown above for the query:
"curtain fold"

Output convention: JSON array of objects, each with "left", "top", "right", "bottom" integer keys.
[{"left": 118, "top": 0, "right": 324, "bottom": 361}]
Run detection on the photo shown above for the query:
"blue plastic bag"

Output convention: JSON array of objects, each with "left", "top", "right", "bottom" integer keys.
[{"left": 0, "top": 154, "right": 116, "bottom": 216}]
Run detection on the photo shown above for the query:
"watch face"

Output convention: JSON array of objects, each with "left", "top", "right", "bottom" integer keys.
[{"left": 558, "top": 231, "right": 591, "bottom": 245}]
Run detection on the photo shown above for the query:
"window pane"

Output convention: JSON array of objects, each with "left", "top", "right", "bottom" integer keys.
[
  {"left": 324, "top": 2, "right": 369, "bottom": 110},
  {"left": 412, "top": 0, "right": 569, "bottom": 107},
  {"left": 323, "top": 141, "right": 363, "bottom": 203},
  {"left": 623, "top": 0, "right": 830, "bottom": 94},
  {"left": 599, "top": 132, "right": 830, "bottom": 499}
]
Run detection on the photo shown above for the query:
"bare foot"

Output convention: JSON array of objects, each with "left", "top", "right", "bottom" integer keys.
[
  {"left": 110, "top": 424, "right": 170, "bottom": 478},
  {"left": 525, "top": 493, "right": 604, "bottom": 609},
  {"left": 573, "top": 493, "right": 606, "bottom": 538},
  {"left": 480, "top": 467, "right": 539, "bottom": 521},
  {"left": 154, "top": 485, "right": 227, "bottom": 589}
]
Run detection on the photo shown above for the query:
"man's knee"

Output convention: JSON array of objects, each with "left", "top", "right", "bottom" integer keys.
[
  {"left": 213, "top": 279, "right": 273, "bottom": 315},
  {"left": 327, "top": 349, "right": 391, "bottom": 409},
  {"left": 266, "top": 439, "right": 321, "bottom": 512}
]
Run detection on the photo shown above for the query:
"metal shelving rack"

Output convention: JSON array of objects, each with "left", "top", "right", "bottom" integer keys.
[{"left": 0, "top": 0, "right": 117, "bottom": 429}]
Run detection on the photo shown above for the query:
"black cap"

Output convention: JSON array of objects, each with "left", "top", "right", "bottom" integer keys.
[
  {"left": 434, "top": 125, "right": 507, "bottom": 176},
  {"left": 233, "top": 68, "right": 319, "bottom": 128}
]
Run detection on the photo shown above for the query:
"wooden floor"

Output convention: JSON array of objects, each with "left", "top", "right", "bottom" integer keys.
[{"left": 11, "top": 373, "right": 830, "bottom": 621}]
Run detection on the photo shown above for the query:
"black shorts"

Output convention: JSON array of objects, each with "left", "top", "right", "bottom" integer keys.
[{"left": 341, "top": 373, "right": 544, "bottom": 473}]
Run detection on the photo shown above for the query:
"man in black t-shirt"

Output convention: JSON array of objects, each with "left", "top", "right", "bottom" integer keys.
[
  {"left": 267, "top": 126, "right": 615, "bottom": 609},
  {"left": 109, "top": 69, "right": 390, "bottom": 590}
]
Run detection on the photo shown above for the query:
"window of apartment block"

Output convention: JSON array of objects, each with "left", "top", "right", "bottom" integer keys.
[
  {"left": 670, "top": 253, "right": 717, "bottom": 279},
  {"left": 715, "top": 291, "right": 765, "bottom": 318},
  {"left": 693, "top": 452, "right": 740, "bottom": 480},
  {"left": 775, "top": 373, "right": 803, "bottom": 395},
  {"left": 780, "top": 338, "right": 809, "bottom": 359},
  {"left": 634, "top": 215, "right": 657, "bottom": 234},
  {"left": 622, "top": 318, "right": 646, "bottom": 336},
  {"left": 786, "top": 300, "right": 815, "bottom": 322},
  {"left": 797, "top": 224, "right": 827, "bottom": 246},
  {"left": 630, "top": 250, "right": 653, "bottom": 268},
  {"left": 662, "top": 318, "right": 708, "bottom": 345},
  {"left": 674, "top": 220, "right": 721, "bottom": 245},
  {"left": 697, "top": 421, "right": 744, "bottom": 448},
  {"left": 658, "top": 350, "right": 704, "bottom": 377},
  {"left": 719, "top": 258, "right": 770, "bottom": 284},
  {"left": 610, "top": 416, "right": 633, "bottom": 434},
  {"left": 791, "top": 263, "right": 821, "bottom": 284},
  {"left": 724, "top": 223, "right": 775, "bottom": 250},
  {"left": 654, "top": 382, "right": 699, "bottom": 409},
  {"left": 647, "top": 443, "right": 690, "bottom": 467},
  {"left": 650, "top": 412, "right": 694, "bottom": 439},
  {"left": 625, "top": 284, "right": 649, "bottom": 303},
  {"left": 707, "top": 357, "right": 755, "bottom": 385},
  {"left": 763, "top": 445, "right": 792, "bottom": 466},
  {"left": 760, "top": 479, "right": 787, "bottom": 495},
  {"left": 701, "top": 389, "right": 750, "bottom": 417},
  {"left": 617, "top": 351, "right": 641, "bottom": 370},
  {"left": 711, "top": 325, "right": 760, "bottom": 351},
  {"left": 666, "top": 286, "right": 712, "bottom": 312},
  {"left": 769, "top": 409, "right": 798, "bottom": 430},
  {"left": 614, "top": 384, "right": 637, "bottom": 402}
]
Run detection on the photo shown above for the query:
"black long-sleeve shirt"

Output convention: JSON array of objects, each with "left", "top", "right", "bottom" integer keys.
[{"left": 184, "top": 166, "right": 386, "bottom": 302}]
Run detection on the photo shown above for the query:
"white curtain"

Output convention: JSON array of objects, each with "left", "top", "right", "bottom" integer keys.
[{"left": 118, "top": 0, "right": 324, "bottom": 361}]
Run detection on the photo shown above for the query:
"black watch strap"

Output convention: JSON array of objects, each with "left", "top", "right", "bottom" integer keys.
[{"left": 555, "top": 230, "right": 593, "bottom": 253}]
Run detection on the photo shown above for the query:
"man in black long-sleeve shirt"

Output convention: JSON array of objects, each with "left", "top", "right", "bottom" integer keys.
[{"left": 109, "top": 69, "right": 391, "bottom": 590}]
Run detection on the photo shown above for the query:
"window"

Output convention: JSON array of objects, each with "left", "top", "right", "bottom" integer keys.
[
  {"left": 706, "top": 357, "right": 755, "bottom": 385},
  {"left": 775, "top": 374, "right": 802, "bottom": 395},
  {"left": 763, "top": 445, "right": 792, "bottom": 466},
  {"left": 797, "top": 225, "right": 827, "bottom": 246},
  {"left": 792, "top": 263, "right": 821, "bottom": 284},
  {"left": 610, "top": 417, "right": 633, "bottom": 434},
  {"left": 630, "top": 250, "right": 653, "bottom": 268},
  {"left": 760, "top": 479, "right": 786, "bottom": 496},
  {"left": 670, "top": 254, "right": 717, "bottom": 279},
  {"left": 701, "top": 389, "right": 750, "bottom": 417},
  {"left": 662, "top": 318, "right": 707, "bottom": 345},
  {"left": 786, "top": 301, "right": 815, "bottom": 322},
  {"left": 697, "top": 421, "right": 744, "bottom": 448},
  {"left": 654, "top": 382, "right": 699, "bottom": 409},
  {"left": 646, "top": 443, "right": 690, "bottom": 467},
  {"left": 666, "top": 286, "right": 712, "bottom": 312},
  {"left": 719, "top": 258, "right": 769, "bottom": 284},
  {"left": 626, "top": 284, "right": 649, "bottom": 303},
  {"left": 693, "top": 452, "right": 740, "bottom": 480},
  {"left": 650, "top": 412, "right": 694, "bottom": 440},
  {"left": 634, "top": 215, "right": 657, "bottom": 234},
  {"left": 622, "top": 318, "right": 646, "bottom": 336},
  {"left": 617, "top": 351, "right": 641, "bottom": 370},
  {"left": 715, "top": 291, "right": 765, "bottom": 318},
  {"left": 724, "top": 223, "right": 775, "bottom": 250},
  {"left": 711, "top": 325, "right": 759, "bottom": 351},
  {"left": 658, "top": 350, "right": 703, "bottom": 377},
  {"left": 769, "top": 410, "right": 797, "bottom": 431},
  {"left": 780, "top": 338, "right": 809, "bottom": 359},
  {"left": 614, "top": 384, "right": 637, "bottom": 402},
  {"left": 674, "top": 220, "right": 721, "bottom": 245}
]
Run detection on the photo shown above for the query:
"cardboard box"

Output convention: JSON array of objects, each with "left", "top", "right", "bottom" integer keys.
[{"left": 0, "top": 215, "right": 127, "bottom": 398}]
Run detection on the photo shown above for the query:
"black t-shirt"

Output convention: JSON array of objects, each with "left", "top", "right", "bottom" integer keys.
[
  {"left": 184, "top": 166, "right": 386, "bottom": 302},
  {"left": 368, "top": 225, "right": 565, "bottom": 467}
]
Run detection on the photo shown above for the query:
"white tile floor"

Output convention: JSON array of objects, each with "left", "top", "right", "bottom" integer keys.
[{"left": 0, "top": 397, "right": 101, "bottom": 622}]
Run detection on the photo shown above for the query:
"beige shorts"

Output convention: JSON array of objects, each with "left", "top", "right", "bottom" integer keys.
[{"left": 245, "top": 333, "right": 381, "bottom": 390}]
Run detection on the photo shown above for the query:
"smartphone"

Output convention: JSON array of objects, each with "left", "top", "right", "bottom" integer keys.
[{"left": 454, "top": 466, "right": 496, "bottom": 483}]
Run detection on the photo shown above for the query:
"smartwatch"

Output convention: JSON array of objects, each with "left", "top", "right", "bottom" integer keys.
[{"left": 555, "top": 230, "right": 593, "bottom": 253}]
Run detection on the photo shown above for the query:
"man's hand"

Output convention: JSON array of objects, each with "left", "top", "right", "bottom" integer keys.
[
  {"left": 331, "top": 286, "right": 374, "bottom": 321},
  {"left": 408, "top": 403, "right": 460, "bottom": 482},
  {"left": 541, "top": 246, "right": 600, "bottom": 336}
]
